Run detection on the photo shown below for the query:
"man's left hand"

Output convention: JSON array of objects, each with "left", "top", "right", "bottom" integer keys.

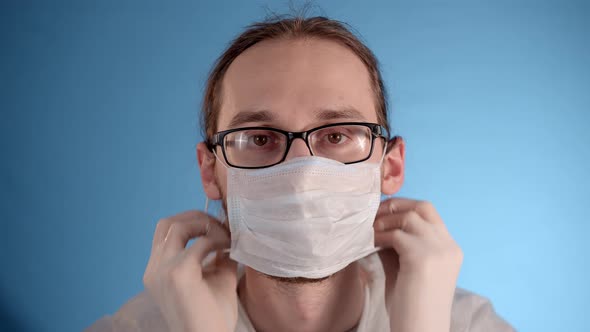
[{"left": 374, "top": 197, "right": 463, "bottom": 332}]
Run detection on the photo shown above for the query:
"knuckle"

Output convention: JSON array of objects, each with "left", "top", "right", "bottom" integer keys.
[
  {"left": 417, "top": 200, "right": 433, "bottom": 212},
  {"left": 157, "top": 217, "right": 171, "bottom": 227},
  {"left": 183, "top": 255, "right": 204, "bottom": 278},
  {"left": 187, "top": 209, "right": 208, "bottom": 221},
  {"left": 406, "top": 210, "right": 420, "bottom": 220},
  {"left": 440, "top": 243, "right": 463, "bottom": 263},
  {"left": 143, "top": 261, "right": 155, "bottom": 285},
  {"left": 390, "top": 230, "right": 398, "bottom": 243},
  {"left": 193, "top": 238, "right": 213, "bottom": 256},
  {"left": 452, "top": 245, "right": 464, "bottom": 262},
  {"left": 142, "top": 273, "right": 152, "bottom": 288},
  {"left": 193, "top": 209, "right": 207, "bottom": 217},
  {"left": 402, "top": 211, "right": 418, "bottom": 229},
  {"left": 155, "top": 217, "right": 171, "bottom": 233},
  {"left": 390, "top": 229, "right": 403, "bottom": 243},
  {"left": 167, "top": 222, "right": 183, "bottom": 237},
  {"left": 166, "top": 264, "right": 186, "bottom": 285}
]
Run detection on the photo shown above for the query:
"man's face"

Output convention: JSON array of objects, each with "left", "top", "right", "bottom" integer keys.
[{"left": 214, "top": 37, "right": 384, "bottom": 196}]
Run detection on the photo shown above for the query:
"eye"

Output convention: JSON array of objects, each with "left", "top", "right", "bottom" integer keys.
[
  {"left": 323, "top": 131, "right": 350, "bottom": 145},
  {"left": 327, "top": 132, "right": 343, "bottom": 144},
  {"left": 252, "top": 135, "right": 269, "bottom": 146}
]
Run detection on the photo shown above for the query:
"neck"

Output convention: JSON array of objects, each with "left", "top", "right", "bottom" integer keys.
[{"left": 238, "top": 262, "right": 367, "bottom": 332}]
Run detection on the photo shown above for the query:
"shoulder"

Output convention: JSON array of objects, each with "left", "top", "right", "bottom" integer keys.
[
  {"left": 84, "top": 292, "right": 168, "bottom": 332},
  {"left": 451, "top": 288, "right": 515, "bottom": 332}
]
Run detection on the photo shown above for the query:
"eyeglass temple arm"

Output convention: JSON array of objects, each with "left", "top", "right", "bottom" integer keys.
[{"left": 205, "top": 134, "right": 219, "bottom": 152}]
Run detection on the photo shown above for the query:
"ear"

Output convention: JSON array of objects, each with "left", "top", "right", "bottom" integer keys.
[
  {"left": 381, "top": 136, "right": 405, "bottom": 195},
  {"left": 197, "top": 142, "right": 222, "bottom": 200}
]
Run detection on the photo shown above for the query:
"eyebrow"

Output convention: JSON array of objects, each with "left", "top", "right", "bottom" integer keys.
[
  {"left": 228, "top": 110, "right": 275, "bottom": 128},
  {"left": 227, "top": 107, "right": 366, "bottom": 129},
  {"left": 314, "top": 107, "right": 367, "bottom": 121}
]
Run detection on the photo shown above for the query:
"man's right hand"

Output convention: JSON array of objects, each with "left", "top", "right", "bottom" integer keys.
[{"left": 143, "top": 210, "right": 238, "bottom": 332}]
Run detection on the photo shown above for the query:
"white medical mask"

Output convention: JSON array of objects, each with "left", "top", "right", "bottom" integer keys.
[{"left": 224, "top": 156, "right": 382, "bottom": 279}]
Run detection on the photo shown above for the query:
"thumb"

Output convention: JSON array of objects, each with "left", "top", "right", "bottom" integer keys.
[{"left": 214, "top": 250, "right": 238, "bottom": 288}]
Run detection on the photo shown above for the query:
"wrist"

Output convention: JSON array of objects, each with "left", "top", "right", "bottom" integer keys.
[{"left": 389, "top": 274, "right": 455, "bottom": 332}]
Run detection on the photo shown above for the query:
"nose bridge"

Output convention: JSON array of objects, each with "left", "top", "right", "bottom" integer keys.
[{"left": 285, "top": 135, "right": 312, "bottom": 160}]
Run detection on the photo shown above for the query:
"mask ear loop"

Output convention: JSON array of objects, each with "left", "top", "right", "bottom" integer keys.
[
  {"left": 378, "top": 136, "right": 389, "bottom": 165},
  {"left": 205, "top": 146, "right": 229, "bottom": 224},
  {"left": 203, "top": 145, "right": 217, "bottom": 219},
  {"left": 380, "top": 136, "right": 396, "bottom": 203},
  {"left": 379, "top": 144, "right": 387, "bottom": 164},
  {"left": 204, "top": 144, "right": 234, "bottom": 257},
  {"left": 203, "top": 149, "right": 228, "bottom": 226},
  {"left": 211, "top": 147, "right": 231, "bottom": 169}
]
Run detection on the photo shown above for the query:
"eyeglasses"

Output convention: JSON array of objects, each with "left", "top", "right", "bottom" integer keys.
[{"left": 206, "top": 122, "right": 389, "bottom": 169}]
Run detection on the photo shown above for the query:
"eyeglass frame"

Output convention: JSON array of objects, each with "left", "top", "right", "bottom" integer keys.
[{"left": 205, "top": 121, "right": 390, "bottom": 169}]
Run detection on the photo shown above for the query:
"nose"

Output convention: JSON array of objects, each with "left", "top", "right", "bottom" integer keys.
[{"left": 284, "top": 138, "right": 312, "bottom": 160}]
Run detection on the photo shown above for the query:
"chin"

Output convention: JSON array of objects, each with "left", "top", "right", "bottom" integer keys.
[{"left": 263, "top": 273, "right": 333, "bottom": 284}]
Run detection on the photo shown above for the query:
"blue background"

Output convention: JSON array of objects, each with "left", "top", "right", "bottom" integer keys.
[{"left": 1, "top": 0, "right": 588, "bottom": 331}]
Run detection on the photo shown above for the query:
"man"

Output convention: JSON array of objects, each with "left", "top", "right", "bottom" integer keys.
[{"left": 87, "top": 15, "right": 514, "bottom": 332}]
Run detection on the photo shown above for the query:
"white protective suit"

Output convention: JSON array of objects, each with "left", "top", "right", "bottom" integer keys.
[{"left": 85, "top": 252, "right": 515, "bottom": 332}]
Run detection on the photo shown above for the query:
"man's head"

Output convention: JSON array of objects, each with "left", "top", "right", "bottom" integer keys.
[{"left": 196, "top": 15, "right": 405, "bottom": 281}]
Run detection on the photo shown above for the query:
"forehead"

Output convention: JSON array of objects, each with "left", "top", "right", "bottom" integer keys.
[{"left": 217, "top": 37, "right": 377, "bottom": 131}]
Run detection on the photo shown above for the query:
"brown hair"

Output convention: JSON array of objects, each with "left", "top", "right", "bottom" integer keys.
[{"left": 201, "top": 15, "right": 390, "bottom": 143}]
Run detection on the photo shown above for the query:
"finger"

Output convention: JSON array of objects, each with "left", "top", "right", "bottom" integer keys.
[
  {"left": 374, "top": 210, "right": 429, "bottom": 235},
  {"left": 172, "top": 237, "right": 229, "bottom": 284},
  {"left": 160, "top": 213, "right": 227, "bottom": 259},
  {"left": 376, "top": 197, "right": 443, "bottom": 225},
  {"left": 374, "top": 228, "right": 414, "bottom": 255},
  {"left": 152, "top": 210, "right": 220, "bottom": 250},
  {"left": 376, "top": 198, "right": 396, "bottom": 218},
  {"left": 211, "top": 251, "right": 238, "bottom": 288},
  {"left": 376, "top": 197, "right": 419, "bottom": 217},
  {"left": 185, "top": 232, "right": 231, "bottom": 264}
]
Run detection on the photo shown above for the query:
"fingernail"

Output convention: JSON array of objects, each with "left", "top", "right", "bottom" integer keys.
[{"left": 388, "top": 202, "right": 397, "bottom": 213}]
